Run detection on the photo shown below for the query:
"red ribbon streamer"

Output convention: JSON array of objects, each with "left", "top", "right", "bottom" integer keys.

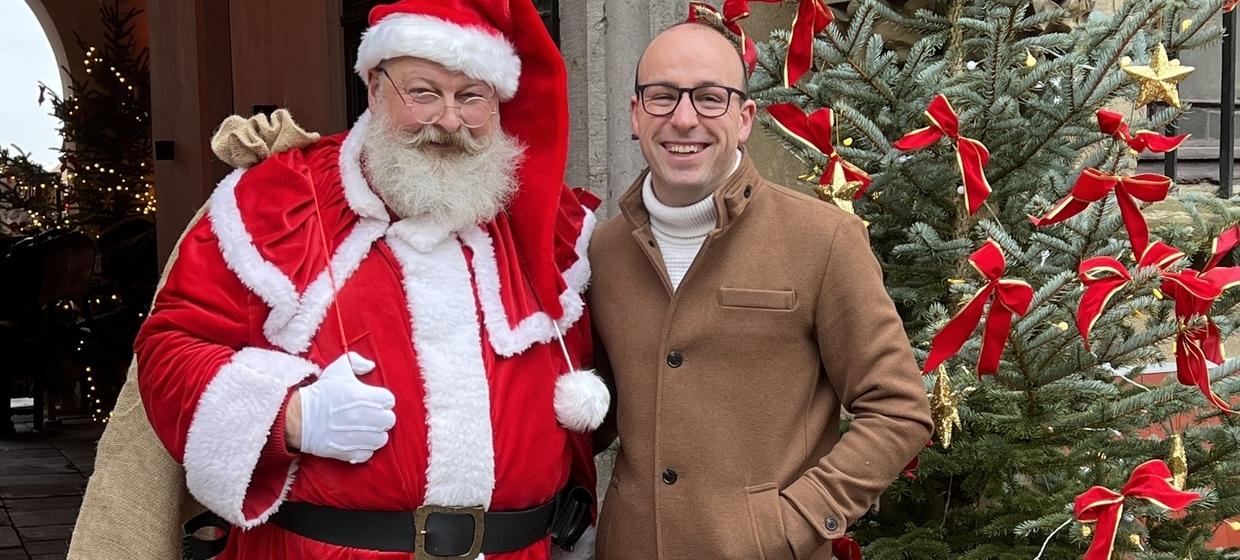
[
  {"left": 1030, "top": 167, "right": 1172, "bottom": 255},
  {"left": 724, "top": 1, "right": 833, "bottom": 86},
  {"left": 1096, "top": 109, "right": 1189, "bottom": 154},
  {"left": 894, "top": 95, "right": 993, "bottom": 215},
  {"left": 1073, "top": 460, "right": 1200, "bottom": 560},
  {"left": 1160, "top": 226, "right": 1240, "bottom": 413},
  {"left": 766, "top": 103, "right": 872, "bottom": 197},
  {"left": 922, "top": 240, "right": 1034, "bottom": 376}
]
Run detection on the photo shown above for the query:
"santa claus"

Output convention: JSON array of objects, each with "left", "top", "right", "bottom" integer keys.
[{"left": 133, "top": 0, "right": 607, "bottom": 558}]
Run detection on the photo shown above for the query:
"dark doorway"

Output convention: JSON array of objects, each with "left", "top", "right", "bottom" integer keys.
[{"left": 342, "top": 1, "right": 561, "bottom": 125}]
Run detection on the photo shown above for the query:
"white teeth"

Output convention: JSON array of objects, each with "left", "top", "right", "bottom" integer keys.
[{"left": 666, "top": 144, "right": 702, "bottom": 154}]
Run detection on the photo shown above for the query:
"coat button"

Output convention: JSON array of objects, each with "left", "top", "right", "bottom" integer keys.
[
  {"left": 744, "top": 185, "right": 753, "bottom": 198},
  {"left": 661, "top": 468, "right": 678, "bottom": 485},
  {"left": 825, "top": 517, "right": 839, "bottom": 531},
  {"left": 666, "top": 351, "right": 683, "bottom": 368}
]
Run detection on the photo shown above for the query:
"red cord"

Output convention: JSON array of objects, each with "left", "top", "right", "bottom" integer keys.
[{"left": 308, "top": 182, "right": 352, "bottom": 361}]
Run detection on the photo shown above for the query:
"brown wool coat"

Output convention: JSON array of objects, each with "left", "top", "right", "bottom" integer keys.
[{"left": 588, "top": 153, "right": 934, "bottom": 560}]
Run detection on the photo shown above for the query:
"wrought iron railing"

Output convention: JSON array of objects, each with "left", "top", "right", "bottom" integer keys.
[{"left": 1164, "top": 10, "right": 1235, "bottom": 197}]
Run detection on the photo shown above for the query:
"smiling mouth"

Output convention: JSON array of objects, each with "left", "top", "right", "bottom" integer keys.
[{"left": 662, "top": 142, "right": 708, "bottom": 155}]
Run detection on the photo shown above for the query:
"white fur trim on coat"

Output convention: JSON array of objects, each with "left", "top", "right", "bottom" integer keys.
[
  {"left": 183, "top": 348, "right": 319, "bottom": 528},
  {"left": 262, "top": 218, "right": 387, "bottom": 354},
  {"left": 386, "top": 221, "right": 496, "bottom": 509},
  {"left": 459, "top": 212, "right": 595, "bottom": 358},
  {"left": 208, "top": 169, "right": 299, "bottom": 330},
  {"left": 207, "top": 141, "right": 390, "bottom": 355},
  {"left": 339, "top": 111, "right": 389, "bottom": 221},
  {"left": 355, "top": 13, "right": 521, "bottom": 100},
  {"left": 554, "top": 369, "right": 610, "bottom": 432}
]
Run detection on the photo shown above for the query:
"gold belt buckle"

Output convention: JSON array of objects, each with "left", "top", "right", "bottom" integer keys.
[{"left": 414, "top": 504, "right": 485, "bottom": 559}]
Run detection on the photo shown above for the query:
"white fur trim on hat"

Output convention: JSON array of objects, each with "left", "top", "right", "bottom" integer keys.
[
  {"left": 554, "top": 369, "right": 610, "bottom": 433},
  {"left": 355, "top": 13, "right": 521, "bottom": 100}
]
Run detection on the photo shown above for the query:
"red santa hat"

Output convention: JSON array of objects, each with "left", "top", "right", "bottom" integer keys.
[
  {"left": 355, "top": 1, "right": 608, "bottom": 432},
  {"left": 354, "top": 1, "right": 521, "bottom": 99},
  {"left": 356, "top": 0, "right": 573, "bottom": 315}
]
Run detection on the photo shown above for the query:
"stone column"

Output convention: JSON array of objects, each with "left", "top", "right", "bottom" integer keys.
[{"left": 561, "top": 1, "right": 692, "bottom": 218}]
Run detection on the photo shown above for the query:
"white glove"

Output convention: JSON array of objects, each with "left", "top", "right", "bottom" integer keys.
[{"left": 297, "top": 352, "right": 396, "bottom": 464}]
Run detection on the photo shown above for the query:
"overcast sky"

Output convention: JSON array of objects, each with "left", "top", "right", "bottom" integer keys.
[{"left": 0, "top": 2, "right": 65, "bottom": 170}]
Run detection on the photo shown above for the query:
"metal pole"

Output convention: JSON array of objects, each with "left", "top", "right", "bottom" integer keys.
[
  {"left": 1165, "top": 114, "right": 1179, "bottom": 180},
  {"left": 1221, "top": 9, "right": 1236, "bottom": 198}
]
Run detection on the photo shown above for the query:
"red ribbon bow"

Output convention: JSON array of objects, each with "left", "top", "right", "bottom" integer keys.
[
  {"left": 1096, "top": 109, "right": 1189, "bottom": 154},
  {"left": 687, "top": 2, "right": 759, "bottom": 74},
  {"left": 1030, "top": 167, "right": 1172, "bottom": 255},
  {"left": 831, "top": 536, "right": 863, "bottom": 560},
  {"left": 766, "top": 103, "right": 872, "bottom": 197},
  {"left": 893, "top": 95, "right": 993, "bottom": 214},
  {"left": 1073, "top": 460, "right": 1200, "bottom": 560},
  {"left": 1077, "top": 234, "right": 1239, "bottom": 413},
  {"left": 922, "top": 240, "right": 1034, "bottom": 376},
  {"left": 1076, "top": 241, "right": 1185, "bottom": 347},
  {"left": 695, "top": 1, "right": 833, "bottom": 84},
  {"left": 1161, "top": 226, "right": 1240, "bottom": 413}
]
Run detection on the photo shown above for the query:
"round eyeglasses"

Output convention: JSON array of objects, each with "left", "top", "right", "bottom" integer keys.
[
  {"left": 635, "top": 83, "right": 747, "bottom": 118},
  {"left": 381, "top": 69, "right": 498, "bottom": 129}
]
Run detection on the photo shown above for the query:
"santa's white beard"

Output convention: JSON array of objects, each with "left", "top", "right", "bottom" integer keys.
[{"left": 362, "top": 110, "right": 523, "bottom": 230}]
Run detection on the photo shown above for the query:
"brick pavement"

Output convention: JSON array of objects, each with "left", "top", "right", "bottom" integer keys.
[{"left": 0, "top": 412, "right": 102, "bottom": 560}]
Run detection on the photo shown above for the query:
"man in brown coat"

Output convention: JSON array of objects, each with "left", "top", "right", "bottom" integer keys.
[{"left": 588, "top": 23, "right": 933, "bottom": 560}]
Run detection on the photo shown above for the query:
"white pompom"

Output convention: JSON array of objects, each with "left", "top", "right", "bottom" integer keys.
[
  {"left": 966, "top": 60, "right": 978, "bottom": 70},
  {"left": 956, "top": 185, "right": 966, "bottom": 195},
  {"left": 554, "top": 369, "right": 611, "bottom": 432}
]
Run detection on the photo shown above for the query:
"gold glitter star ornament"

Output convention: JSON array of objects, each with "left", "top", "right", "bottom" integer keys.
[
  {"left": 929, "top": 366, "right": 962, "bottom": 448},
  {"left": 1122, "top": 43, "right": 1195, "bottom": 108}
]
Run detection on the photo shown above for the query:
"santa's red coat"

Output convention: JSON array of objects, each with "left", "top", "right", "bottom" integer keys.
[{"left": 136, "top": 111, "right": 599, "bottom": 559}]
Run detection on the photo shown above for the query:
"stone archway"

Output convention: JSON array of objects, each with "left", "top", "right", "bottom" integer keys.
[{"left": 21, "top": 0, "right": 72, "bottom": 98}]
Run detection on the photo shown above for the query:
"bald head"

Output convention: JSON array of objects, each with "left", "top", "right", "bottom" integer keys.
[
  {"left": 636, "top": 23, "right": 748, "bottom": 93},
  {"left": 629, "top": 21, "right": 757, "bottom": 207}
]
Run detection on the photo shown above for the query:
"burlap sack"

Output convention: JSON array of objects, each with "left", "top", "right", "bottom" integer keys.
[
  {"left": 68, "top": 110, "right": 320, "bottom": 559},
  {"left": 67, "top": 205, "right": 208, "bottom": 560},
  {"left": 209, "top": 108, "right": 320, "bottom": 170}
]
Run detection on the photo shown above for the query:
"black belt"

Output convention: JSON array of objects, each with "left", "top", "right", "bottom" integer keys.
[
  {"left": 183, "top": 486, "right": 593, "bottom": 559},
  {"left": 270, "top": 497, "right": 557, "bottom": 558}
]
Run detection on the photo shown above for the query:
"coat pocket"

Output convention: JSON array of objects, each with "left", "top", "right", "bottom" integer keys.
[
  {"left": 718, "top": 287, "right": 797, "bottom": 311},
  {"left": 745, "top": 483, "right": 794, "bottom": 560}
]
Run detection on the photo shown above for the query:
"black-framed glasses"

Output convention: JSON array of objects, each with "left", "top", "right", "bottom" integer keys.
[
  {"left": 635, "top": 83, "right": 747, "bottom": 118},
  {"left": 380, "top": 68, "right": 498, "bottom": 129}
]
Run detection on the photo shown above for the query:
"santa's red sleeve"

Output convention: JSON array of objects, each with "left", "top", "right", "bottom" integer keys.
[{"left": 135, "top": 173, "right": 320, "bottom": 529}]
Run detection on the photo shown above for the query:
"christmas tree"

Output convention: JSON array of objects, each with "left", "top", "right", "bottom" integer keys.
[
  {"left": 40, "top": 1, "right": 154, "bottom": 231},
  {"left": 733, "top": 0, "right": 1240, "bottom": 556},
  {"left": 0, "top": 2, "right": 152, "bottom": 235},
  {"left": 0, "top": 2, "right": 154, "bottom": 424},
  {"left": 0, "top": 146, "right": 61, "bottom": 234}
]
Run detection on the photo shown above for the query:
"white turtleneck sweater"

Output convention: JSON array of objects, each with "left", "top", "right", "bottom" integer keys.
[{"left": 642, "top": 151, "right": 742, "bottom": 291}]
